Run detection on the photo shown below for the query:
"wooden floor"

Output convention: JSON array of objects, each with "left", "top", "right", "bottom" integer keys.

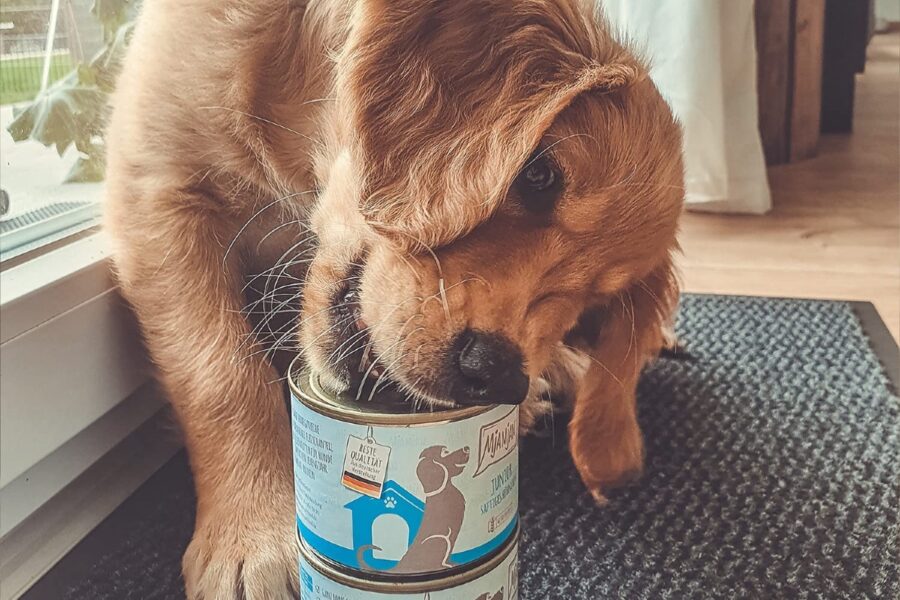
[{"left": 679, "top": 32, "right": 900, "bottom": 342}]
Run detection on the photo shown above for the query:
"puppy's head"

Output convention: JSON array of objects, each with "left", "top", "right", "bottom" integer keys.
[{"left": 301, "top": 0, "right": 683, "bottom": 406}]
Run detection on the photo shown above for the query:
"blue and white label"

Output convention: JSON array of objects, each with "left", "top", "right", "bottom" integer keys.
[
  {"left": 299, "top": 539, "right": 519, "bottom": 600},
  {"left": 291, "top": 394, "right": 519, "bottom": 577}
]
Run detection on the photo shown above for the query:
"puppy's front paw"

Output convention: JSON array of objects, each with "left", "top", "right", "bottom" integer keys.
[
  {"left": 571, "top": 417, "right": 644, "bottom": 506},
  {"left": 183, "top": 493, "right": 298, "bottom": 600},
  {"left": 518, "top": 395, "right": 555, "bottom": 436}
]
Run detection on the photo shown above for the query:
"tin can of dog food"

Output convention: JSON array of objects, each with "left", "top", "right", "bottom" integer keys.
[
  {"left": 299, "top": 528, "right": 519, "bottom": 600},
  {"left": 289, "top": 361, "right": 519, "bottom": 578}
]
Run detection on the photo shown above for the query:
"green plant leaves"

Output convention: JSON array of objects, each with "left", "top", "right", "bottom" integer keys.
[
  {"left": 66, "top": 154, "right": 106, "bottom": 183},
  {"left": 6, "top": 1, "right": 140, "bottom": 184},
  {"left": 6, "top": 72, "right": 107, "bottom": 158},
  {"left": 92, "top": 0, "right": 139, "bottom": 39},
  {"left": 89, "top": 20, "right": 135, "bottom": 92}
]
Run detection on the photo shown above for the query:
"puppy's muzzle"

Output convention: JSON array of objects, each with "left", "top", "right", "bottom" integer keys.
[{"left": 448, "top": 329, "right": 528, "bottom": 406}]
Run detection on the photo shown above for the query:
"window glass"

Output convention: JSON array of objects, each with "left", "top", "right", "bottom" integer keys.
[{"left": 0, "top": 0, "right": 138, "bottom": 260}]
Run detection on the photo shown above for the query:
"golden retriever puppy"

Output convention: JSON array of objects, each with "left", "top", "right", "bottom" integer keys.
[{"left": 105, "top": 0, "right": 683, "bottom": 597}]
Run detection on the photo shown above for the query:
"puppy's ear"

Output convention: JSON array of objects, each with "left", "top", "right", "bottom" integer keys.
[
  {"left": 581, "top": 62, "right": 642, "bottom": 93},
  {"left": 416, "top": 457, "right": 445, "bottom": 495},
  {"left": 568, "top": 257, "right": 679, "bottom": 504},
  {"left": 336, "top": 0, "right": 643, "bottom": 249}
]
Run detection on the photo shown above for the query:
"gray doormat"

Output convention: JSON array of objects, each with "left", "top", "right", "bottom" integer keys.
[{"left": 23, "top": 295, "right": 900, "bottom": 599}]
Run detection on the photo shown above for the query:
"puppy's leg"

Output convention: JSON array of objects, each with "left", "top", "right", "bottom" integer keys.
[
  {"left": 113, "top": 207, "right": 298, "bottom": 599},
  {"left": 568, "top": 265, "right": 677, "bottom": 504},
  {"left": 569, "top": 356, "right": 645, "bottom": 506}
]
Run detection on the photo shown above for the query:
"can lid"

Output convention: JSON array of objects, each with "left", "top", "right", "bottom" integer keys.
[
  {"left": 299, "top": 523, "right": 519, "bottom": 593},
  {"left": 288, "top": 355, "right": 496, "bottom": 425}
]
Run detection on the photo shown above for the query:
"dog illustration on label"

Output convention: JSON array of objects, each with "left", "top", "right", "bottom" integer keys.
[{"left": 356, "top": 444, "right": 469, "bottom": 572}]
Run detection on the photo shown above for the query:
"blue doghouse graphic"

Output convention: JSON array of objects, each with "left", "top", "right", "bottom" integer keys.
[
  {"left": 297, "top": 475, "right": 515, "bottom": 570},
  {"left": 345, "top": 479, "right": 424, "bottom": 569}
]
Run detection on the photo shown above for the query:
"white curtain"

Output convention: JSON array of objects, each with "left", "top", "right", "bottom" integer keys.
[{"left": 601, "top": 0, "right": 772, "bottom": 214}]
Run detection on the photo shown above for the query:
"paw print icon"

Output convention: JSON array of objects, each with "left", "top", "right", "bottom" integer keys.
[{"left": 383, "top": 495, "right": 397, "bottom": 509}]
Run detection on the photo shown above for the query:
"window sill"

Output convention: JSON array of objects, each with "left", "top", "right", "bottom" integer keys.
[
  {"left": 1, "top": 231, "right": 112, "bottom": 338},
  {"left": 0, "top": 231, "right": 152, "bottom": 532}
]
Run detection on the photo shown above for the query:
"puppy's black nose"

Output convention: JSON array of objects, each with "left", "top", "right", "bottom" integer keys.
[{"left": 449, "top": 329, "right": 528, "bottom": 406}]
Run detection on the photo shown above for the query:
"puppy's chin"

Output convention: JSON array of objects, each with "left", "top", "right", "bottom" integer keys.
[
  {"left": 305, "top": 336, "right": 416, "bottom": 403},
  {"left": 310, "top": 364, "right": 351, "bottom": 396},
  {"left": 305, "top": 357, "right": 459, "bottom": 409}
]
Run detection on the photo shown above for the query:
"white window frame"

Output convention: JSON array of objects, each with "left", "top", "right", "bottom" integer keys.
[{"left": 0, "top": 230, "right": 155, "bottom": 536}]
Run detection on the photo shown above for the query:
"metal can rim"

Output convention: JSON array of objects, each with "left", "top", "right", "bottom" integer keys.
[
  {"left": 289, "top": 355, "right": 496, "bottom": 425},
  {"left": 298, "top": 524, "right": 519, "bottom": 594}
]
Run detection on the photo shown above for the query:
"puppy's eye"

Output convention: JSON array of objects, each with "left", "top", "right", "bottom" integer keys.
[
  {"left": 521, "top": 158, "right": 556, "bottom": 190},
  {"left": 514, "top": 152, "right": 562, "bottom": 212}
]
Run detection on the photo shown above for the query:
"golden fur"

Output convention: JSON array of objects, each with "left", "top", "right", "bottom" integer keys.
[{"left": 105, "top": 0, "right": 683, "bottom": 597}]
